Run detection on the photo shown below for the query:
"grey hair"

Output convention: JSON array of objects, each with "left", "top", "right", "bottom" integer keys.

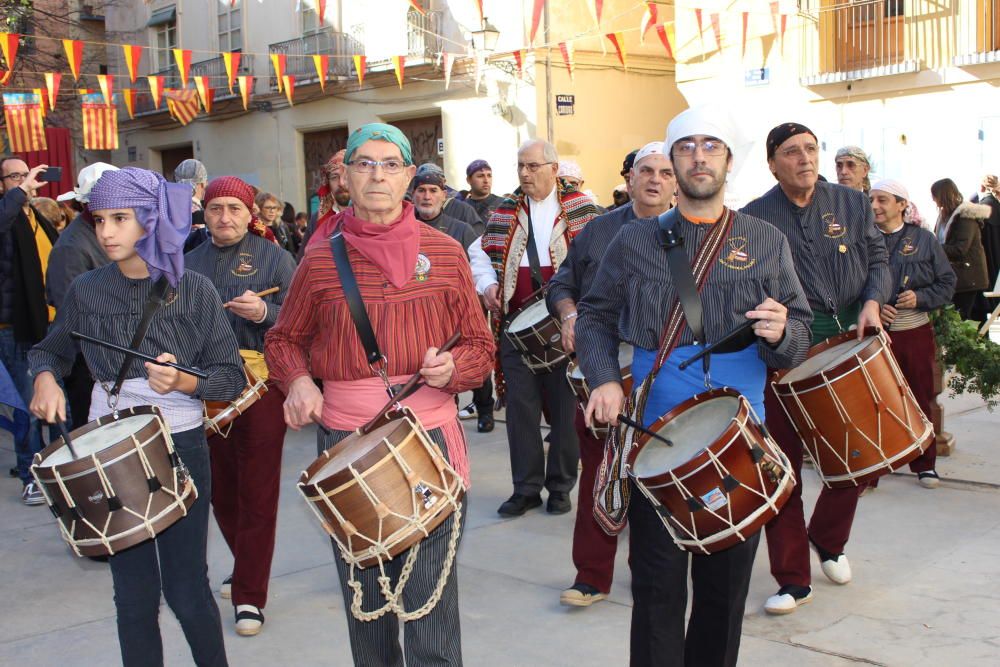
[
  {"left": 518, "top": 139, "right": 558, "bottom": 163},
  {"left": 174, "top": 158, "right": 208, "bottom": 185}
]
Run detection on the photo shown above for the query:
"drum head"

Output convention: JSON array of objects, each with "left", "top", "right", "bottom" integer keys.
[
  {"left": 779, "top": 337, "right": 871, "bottom": 384},
  {"left": 40, "top": 414, "right": 158, "bottom": 467},
  {"left": 571, "top": 344, "right": 633, "bottom": 381},
  {"left": 308, "top": 419, "right": 406, "bottom": 484},
  {"left": 508, "top": 300, "right": 549, "bottom": 333},
  {"left": 632, "top": 396, "right": 740, "bottom": 478}
]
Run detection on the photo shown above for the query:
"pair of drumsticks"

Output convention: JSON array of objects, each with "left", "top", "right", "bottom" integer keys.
[{"left": 222, "top": 286, "right": 280, "bottom": 309}]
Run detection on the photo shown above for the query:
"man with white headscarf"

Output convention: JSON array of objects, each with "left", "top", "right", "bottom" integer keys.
[{"left": 576, "top": 108, "right": 811, "bottom": 666}]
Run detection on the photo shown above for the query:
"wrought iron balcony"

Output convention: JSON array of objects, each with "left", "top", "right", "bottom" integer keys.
[
  {"left": 267, "top": 30, "right": 365, "bottom": 90},
  {"left": 363, "top": 10, "right": 444, "bottom": 71},
  {"left": 954, "top": 0, "right": 1000, "bottom": 65},
  {"left": 190, "top": 53, "right": 255, "bottom": 98}
]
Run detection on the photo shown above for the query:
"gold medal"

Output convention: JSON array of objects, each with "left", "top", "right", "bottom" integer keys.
[{"left": 838, "top": 244, "right": 847, "bottom": 254}]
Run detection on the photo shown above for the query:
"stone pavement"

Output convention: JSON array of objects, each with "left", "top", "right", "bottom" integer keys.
[{"left": 1, "top": 390, "right": 997, "bottom": 666}]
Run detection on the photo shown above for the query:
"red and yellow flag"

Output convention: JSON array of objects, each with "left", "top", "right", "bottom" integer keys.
[
  {"left": 640, "top": 2, "right": 659, "bottom": 45},
  {"left": 656, "top": 23, "right": 675, "bottom": 60},
  {"left": 164, "top": 88, "right": 199, "bottom": 126},
  {"left": 222, "top": 51, "right": 241, "bottom": 94},
  {"left": 513, "top": 49, "right": 526, "bottom": 78},
  {"left": 392, "top": 56, "right": 405, "bottom": 89},
  {"left": 172, "top": 48, "right": 192, "bottom": 87},
  {"left": 0, "top": 33, "right": 19, "bottom": 71},
  {"left": 147, "top": 75, "right": 164, "bottom": 109},
  {"left": 122, "top": 45, "right": 143, "bottom": 84},
  {"left": 97, "top": 74, "right": 113, "bottom": 106},
  {"left": 194, "top": 76, "right": 213, "bottom": 113},
  {"left": 408, "top": 1, "right": 426, "bottom": 16},
  {"left": 353, "top": 55, "right": 366, "bottom": 87},
  {"left": 237, "top": 75, "right": 253, "bottom": 111},
  {"left": 270, "top": 53, "right": 286, "bottom": 92},
  {"left": 587, "top": 0, "right": 605, "bottom": 28},
  {"left": 3, "top": 93, "right": 46, "bottom": 152},
  {"left": 559, "top": 41, "right": 574, "bottom": 81},
  {"left": 32, "top": 89, "right": 47, "bottom": 119},
  {"left": 282, "top": 75, "right": 295, "bottom": 105},
  {"left": 81, "top": 93, "right": 118, "bottom": 150},
  {"left": 530, "top": 0, "right": 544, "bottom": 45},
  {"left": 474, "top": 0, "right": 484, "bottom": 23},
  {"left": 710, "top": 13, "right": 722, "bottom": 50},
  {"left": 0, "top": 70, "right": 12, "bottom": 87},
  {"left": 312, "top": 54, "right": 329, "bottom": 91},
  {"left": 317, "top": 0, "right": 327, "bottom": 24},
  {"left": 63, "top": 39, "right": 83, "bottom": 81},
  {"left": 122, "top": 88, "right": 137, "bottom": 119},
  {"left": 606, "top": 32, "right": 627, "bottom": 69},
  {"left": 44, "top": 73, "right": 61, "bottom": 111}
]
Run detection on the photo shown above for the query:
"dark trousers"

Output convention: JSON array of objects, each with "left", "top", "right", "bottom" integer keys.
[
  {"left": 629, "top": 484, "right": 759, "bottom": 667},
  {"left": 953, "top": 290, "right": 978, "bottom": 320},
  {"left": 571, "top": 410, "right": 619, "bottom": 593},
  {"left": 208, "top": 385, "right": 286, "bottom": 608},
  {"left": 888, "top": 323, "right": 938, "bottom": 473},
  {"left": 500, "top": 335, "right": 579, "bottom": 495},
  {"left": 320, "top": 425, "right": 464, "bottom": 667},
  {"left": 108, "top": 427, "right": 228, "bottom": 667},
  {"left": 471, "top": 374, "right": 494, "bottom": 416},
  {"left": 65, "top": 353, "right": 95, "bottom": 430},
  {"left": 763, "top": 383, "right": 860, "bottom": 588}
]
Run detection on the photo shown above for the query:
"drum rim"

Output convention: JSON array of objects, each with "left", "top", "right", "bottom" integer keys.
[
  {"left": 771, "top": 328, "right": 883, "bottom": 392},
  {"left": 204, "top": 378, "right": 269, "bottom": 426},
  {"left": 299, "top": 412, "right": 417, "bottom": 488}
]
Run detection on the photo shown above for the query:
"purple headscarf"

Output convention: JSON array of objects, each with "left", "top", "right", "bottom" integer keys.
[{"left": 88, "top": 167, "right": 193, "bottom": 287}]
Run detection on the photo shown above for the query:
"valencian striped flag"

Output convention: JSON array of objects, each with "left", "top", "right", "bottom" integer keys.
[
  {"left": 81, "top": 93, "right": 118, "bottom": 150},
  {"left": 164, "top": 88, "right": 199, "bottom": 126},
  {"left": 2, "top": 93, "right": 47, "bottom": 152}
]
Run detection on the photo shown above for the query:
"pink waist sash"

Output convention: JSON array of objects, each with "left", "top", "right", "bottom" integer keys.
[{"left": 322, "top": 376, "right": 470, "bottom": 487}]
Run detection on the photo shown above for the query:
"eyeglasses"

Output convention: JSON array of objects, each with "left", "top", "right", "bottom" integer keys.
[
  {"left": 2, "top": 172, "right": 29, "bottom": 182},
  {"left": 673, "top": 140, "right": 727, "bottom": 157},
  {"left": 779, "top": 144, "right": 819, "bottom": 159},
  {"left": 347, "top": 159, "right": 406, "bottom": 174},
  {"left": 517, "top": 161, "right": 555, "bottom": 173}
]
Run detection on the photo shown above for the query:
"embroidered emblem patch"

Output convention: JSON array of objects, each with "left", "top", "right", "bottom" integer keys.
[
  {"left": 415, "top": 253, "right": 431, "bottom": 282},
  {"left": 719, "top": 236, "right": 756, "bottom": 270},
  {"left": 163, "top": 287, "right": 179, "bottom": 306},
  {"left": 900, "top": 237, "right": 917, "bottom": 256},
  {"left": 232, "top": 252, "right": 258, "bottom": 277},
  {"left": 823, "top": 213, "right": 846, "bottom": 238}
]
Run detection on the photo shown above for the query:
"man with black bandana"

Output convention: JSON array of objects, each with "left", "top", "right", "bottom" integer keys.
[
  {"left": 741, "top": 122, "right": 891, "bottom": 615},
  {"left": 577, "top": 107, "right": 811, "bottom": 667}
]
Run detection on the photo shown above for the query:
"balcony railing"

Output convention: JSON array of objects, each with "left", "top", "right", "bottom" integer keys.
[
  {"left": 353, "top": 10, "right": 444, "bottom": 72},
  {"left": 190, "top": 53, "right": 255, "bottom": 99},
  {"left": 955, "top": 0, "right": 1000, "bottom": 65},
  {"left": 799, "top": 0, "right": 923, "bottom": 84},
  {"left": 131, "top": 66, "right": 183, "bottom": 116},
  {"left": 268, "top": 30, "right": 365, "bottom": 90}
]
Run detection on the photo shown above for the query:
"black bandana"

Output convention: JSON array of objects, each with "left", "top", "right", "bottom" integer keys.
[{"left": 766, "top": 122, "right": 817, "bottom": 159}]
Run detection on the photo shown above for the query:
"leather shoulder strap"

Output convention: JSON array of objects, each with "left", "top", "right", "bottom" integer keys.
[
  {"left": 329, "top": 232, "right": 383, "bottom": 366},
  {"left": 522, "top": 202, "right": 545, "bottom": 290},
  {"left": 656, "top": 208, "right": 705, "bottom": 346}
]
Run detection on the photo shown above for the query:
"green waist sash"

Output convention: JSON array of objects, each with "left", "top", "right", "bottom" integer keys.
[{"left": 810, "top": 302, "right": 861, "bottom": 345}]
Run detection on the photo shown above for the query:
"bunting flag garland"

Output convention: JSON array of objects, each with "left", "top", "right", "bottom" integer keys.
[
  {"left": 558, "top": 41, "right": 574, "bottom": 81},
  {"left": 392, "top": 56, "right": 405, "bottom": 88},
  {"left": 81, "top": 93, "right": 118, "bottom": 150},
  {"left": 44, "top": 72, "right": 61, "bottom": 111},
  {"left": 165, "top": 88, "right": 199, "bottom": 125},
  {"left": 76, "top": 88, "right": 93, "bottom": 95},
  {"left": 513, "top": 49, "right": 525, "bottom": 78},
  {"left": 282, "top": 75, "right": 295, "bottom": 105},
  {"left": 0, "top": 70, "right": 12, "bottom": 86},
  {"left": 222, "top": 51, "right": 241, "bottom": 93},
  {"left": 122, "top": 44, "right": 143, "bottom": 83},
  {"left": 408, "top": 1, "right": 426, "bottom": 15},
  {"left": 147, "top": 75, "right": 164, "bottom": 110},
  {"left": 194, "top": 76, "right": 213, "bottom": 113},
  {"left": 312, "top": 54, "right": 329, "bottom": 90},
  {"left": 695, "top": 8, "right": 705, "bottom": 47},
  {"left": 97, "top": 74, "right": 113, "bottom": 106},
  {"left": 0, "top": 33, "right": 19, "bottom": 72},
  {"left": 742, "top": 12, "right": 749, "bottom": 57},
  {"left": 317, "top": 0, "right": 327, "bottom": 24},
  {"left": 32, "top": 88, "right": 46, "bottom": 119},
  {"left": 640, "top": 2, "right": 659, "bottom": 45},
  {"left": 173, "top": 48, "right": 192, "bottom": 87},
  {"left": 587, "top": 0, "right": 604, "bottom": 28},
  {"left": 710, "top": 13, "right": 722, "bottom": 50},
  {"left": 238, "top": 75, "right": 253, "bottom": 110},
  {"left": 656, "top": 23, "right": 675, "bottom": 60},
  {"left": 270, "top": 53, "right": 286, "bottom": 92},
  {"left": 442, "top": 52, "right": 454, "bottom": 90},
  {"left": 3, "top": 93, "right": 46, "bottom": 152},
  {"left": 530, "top": 0, "right": 544, "bottom": 45},
  {"left": 606, "top": 32, "right": 627, "bottom": 69},
  {"left": 63, "top": 39, "right": 83, "bottom": 80},
  {"left": 122, "top": 88, "right": 137, "bottom": 119},
  {"left": 353, "top": 55, "right": 367, "bottom": 87}
]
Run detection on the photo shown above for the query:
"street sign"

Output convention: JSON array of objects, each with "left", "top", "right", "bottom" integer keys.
[
  {"left": 745, "top": 68, "right": 770, "bottom": 87},
  {"left": 556, "top": 94, "right": 575, "bottom": 116}
]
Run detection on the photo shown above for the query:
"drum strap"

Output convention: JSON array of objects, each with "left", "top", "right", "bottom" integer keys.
[
  {"left": 656, "top": 208, "right": 709, "bottom": 379},
  {"left": 522, "top": 203, "right": 545, "bottom": 291},
  {"left": 109, "top": 276, "right": 170, "bottom": 398}
]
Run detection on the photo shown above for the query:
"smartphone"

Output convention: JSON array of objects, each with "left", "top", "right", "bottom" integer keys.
[{"left": 40, "top": 166, "right": 62, "bottom": 183}]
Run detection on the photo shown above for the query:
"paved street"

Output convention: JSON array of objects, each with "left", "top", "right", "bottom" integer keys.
[{"left": 2, "top": 390, "right": 997, "bottom": 666}]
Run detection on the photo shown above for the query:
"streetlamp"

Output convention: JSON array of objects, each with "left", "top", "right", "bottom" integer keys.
[{"left": 471, "top": 17, "right": 500, "bottom": 54}]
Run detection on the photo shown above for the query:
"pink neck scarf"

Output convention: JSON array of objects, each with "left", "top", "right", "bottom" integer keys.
[{"left": 340, "top": 202, "right": 419, "bottom": 288}]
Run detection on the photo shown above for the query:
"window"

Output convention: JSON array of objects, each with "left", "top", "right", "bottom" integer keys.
[
  {"left": 219, "top": 1, "right": 243, "bottom": 52},
  {"left": 302, "top": 4, "right": 320, "bottom": 34},
  {"left": 153, "top": 22, "right": 176, "bottom": 72}
]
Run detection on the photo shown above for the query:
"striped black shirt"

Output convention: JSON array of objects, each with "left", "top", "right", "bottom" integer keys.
[
  {"left": 741, "top": 181, "right": 892, "bottom": 313},
  {"left": 184, "top": 232, "right": 297, "bottom": 352},
  {"left": 576, "top": 210, "right": 813, "bottom": 389},
  {"left": 28, "top": 264, "right": 244, "bottom": 402}
]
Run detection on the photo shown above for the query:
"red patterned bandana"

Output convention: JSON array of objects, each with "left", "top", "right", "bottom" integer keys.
[{"left": 204, "top": 175, "right": 277, "bottom": 243}]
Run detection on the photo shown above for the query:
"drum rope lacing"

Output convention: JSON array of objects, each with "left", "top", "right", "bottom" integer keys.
[{"left": 204, "top": 369, "right": 268, "bottom": 438}]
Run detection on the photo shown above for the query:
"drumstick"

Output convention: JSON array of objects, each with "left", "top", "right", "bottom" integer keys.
[
  {"left": 223, "top": 286, "right": 280, "bottom": 309},
  {"left": 54, "top": 421, "right": 78, "bottom": 460},
  {"left": 678, "top": 294, "right": 797, "bottom": 371},
  {"left": 617, "top": 414, "right": 674, "bottom": 447},
  {"left": 70, "top": 331, "right": 210, "bottom": 379}
]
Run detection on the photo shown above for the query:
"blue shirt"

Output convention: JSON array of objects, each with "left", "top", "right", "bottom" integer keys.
[{"left": 632, "top": 344, "right": 766, "bottom": 429}]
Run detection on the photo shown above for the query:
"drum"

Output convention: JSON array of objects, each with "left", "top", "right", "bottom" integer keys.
[
  {"left": 30, "top": 406, "right": 197, "bottom": 557},
  {"left": 298, "top": 407, "right": 465, "bottom": 569},
  {"left": 771, "top": 328, "right": 933, "bottom": 488},
  {"left": 203, "top": 362, "right": 268, "bottom": 438},
  {"left": 627, "top": 389, "right": 795, "bottom": 554},
  {"left": 567, "top": 344, "right": 634, "bottom": 438},
  {"left": 505, "top": 293, "right": 568, "bottom": 374}
]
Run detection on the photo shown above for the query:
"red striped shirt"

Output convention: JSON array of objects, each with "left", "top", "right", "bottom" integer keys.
[{"left": 265, "top": 222, "right": 495, "bottom": 394}]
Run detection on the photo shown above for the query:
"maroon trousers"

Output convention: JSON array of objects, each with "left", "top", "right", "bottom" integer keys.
[
  {"left": 571, "top": 410, "right": 620, "bottom": 593},
  {"left": 208, "top": 384, "right": 286, "bottom": 608},
  {"left": 888, "top": 323, "right": 937, "bottom": 473},
  {"left": 763, "top": 383, "right": 861, "bottom": 588}
]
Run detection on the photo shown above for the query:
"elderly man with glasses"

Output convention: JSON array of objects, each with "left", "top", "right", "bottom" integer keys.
[{"left": 480, "top": 139, "right": 599, "bottom": 518}]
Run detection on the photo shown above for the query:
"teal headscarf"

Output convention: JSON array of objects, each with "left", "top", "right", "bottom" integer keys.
[{"left": 344, "top": 123, "right": 413, "bottom": 166}]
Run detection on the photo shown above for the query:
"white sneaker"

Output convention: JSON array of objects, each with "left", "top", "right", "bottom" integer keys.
[
  {"left": 764, "top": 586, "right": 813, "bottom": 615},
  {"left": 917, "top": 471, "right": 941, "bottom": 489},
  {"left": 458, "top": 403, "right": 477, "bottom": 420},
  {"left": 820, "top": 554, "right": 852, "bottom": 585},
  {"left": 235, "top": 604, "right": 264, "bottom": 636},
  {"left": 21, "top": 481, "right": 45, "bottom": 506},
  {"left": 220, "top": 575, "right": 232, "bottom": 599}
]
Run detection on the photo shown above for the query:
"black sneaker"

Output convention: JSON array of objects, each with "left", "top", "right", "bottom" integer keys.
[
  {"left": 547, "top": 491, "right": 572, "bottom": 515},
  {"left": 458, "top": 402, "right": 477, "bottom": 420},
  {"left": 497, "top": 493, "right": 542, "bottom": 517},
  {"left": 764, "top": 584, "right": 813, "bottom": 615},
  {"left": 477, "top": 414, "right": 494, "bottom": 433}
]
